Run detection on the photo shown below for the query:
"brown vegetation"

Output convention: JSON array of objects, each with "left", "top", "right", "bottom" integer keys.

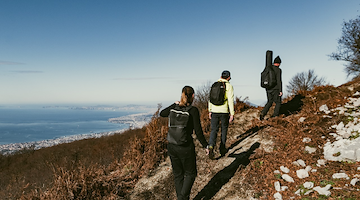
[
  {"left": 2, "top": 81, "right": 360, "bottom": 199},
  {"left": 245, "top": 84, "right": 360, "bottom": 199}
]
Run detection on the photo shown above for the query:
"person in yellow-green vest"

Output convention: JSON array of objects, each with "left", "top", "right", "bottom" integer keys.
[{"left": 208, "top": 70, "right": 235, "bottom": 159}]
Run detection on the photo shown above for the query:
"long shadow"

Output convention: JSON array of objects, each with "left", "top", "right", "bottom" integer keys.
[
  {"left": 228, "top": 125, "right": 266, "bottom": 151},
  {"left": 279, "top": 94, "right": 305, "bottom": 116},
  {"left": 193, "top": 142, "right": 260, "bottom": 200}
]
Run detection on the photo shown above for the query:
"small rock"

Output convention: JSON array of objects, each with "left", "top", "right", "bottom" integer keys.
[
  {"left": 351, "top": 178, "right": 360, "bottom": 186},
  {"left": 274, "top": 192, "right": 282, "bottom": 200},
  {"left": 280, "top": 186, "right": 288, "bottom": 191},
  {"left": 320, "top": 104, "right": 330, "bottom": 114},
  {"left": 298, "top": 117, "right": 306, "bottom": 123},
  {"left": 305, "top": 146, "right": 317, "bottom": 153},
  {"left": 296, "top": 159, "right": 306, "bottom": 167},
  {"left": 313, "top": 184, "right": 332, "bottom": 196},
  {"left": 302, "top": 137, "right": 311, "bottom": 143},
  {"left": 332, "top": 172, "right": 349, "bottom": 179},
  {"left": 292, "top": 161, "right": 300, "bottom": 166},
  {"left": 303, "top": 182, "right": 314, "bottom": 189},
  {"left": 305, "top": 166, "right": 312, "bottom": 172},
  {"left": 282, "top": 174, "right": 294, "bottom": 182},
  {"left": 274, "top": 181, "right": 281, "bottom": 191},
  {"left": 317, "top": 159, "right": 327, "bottom": 166},
  {"left": 304, "top": 189, "right": 314, "bottom": 195},
  {"left": 280, "top": 166, "right": 290, "bottom": 173},
  {"left": 296, "top": 169, "right": 309, "bottom": 179},
  {"left": 274, "top": 170, "right": 281, "bottom": 174}
]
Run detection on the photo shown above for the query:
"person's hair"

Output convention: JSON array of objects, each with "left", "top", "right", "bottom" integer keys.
[{"left": 179, "top": 86, "right": 194, "bottom": 107}]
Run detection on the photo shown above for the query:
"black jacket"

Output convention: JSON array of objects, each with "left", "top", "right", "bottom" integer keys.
[
  {"left": 268, "top": 65, "right": 282, "bottom": 92},
  {"left": 160, "top": 103, "right": 208, "bottom": 148}
]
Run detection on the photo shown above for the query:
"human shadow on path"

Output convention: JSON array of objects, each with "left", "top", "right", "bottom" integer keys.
[
  {"left": 193, "top": 142, "right": 260, "bottom": 200},
  {"left": 228, "top": 125, "right": 266, "bottom": 152},
  {"left": 279, "top": 94, "right": 305, "bottom": 116}
]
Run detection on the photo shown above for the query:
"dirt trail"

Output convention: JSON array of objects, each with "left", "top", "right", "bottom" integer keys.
[{"left": 130, "top": 108, "right": 274, "bottom": 200}]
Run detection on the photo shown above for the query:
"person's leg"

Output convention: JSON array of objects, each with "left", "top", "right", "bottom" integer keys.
[
  {"left": 167, "top": 144, "right": 184, "bottom": 199},
  {"left": 272, "top": 91, "right": 282, "bottom": 117},
  {"left": 261, "top": 90, "right": 275, "bottom": 117},
  {"left": 209, "top": 113, "right": 220, "bottom": 159},
  {"left": 178, "top": 144, "right": 197, "bottom": 200},
  {"left": 209, "top": 113, "right": 220, "bottom": 147},
  {"left": 219, "top": 113, "right": 230, "bottom": 155}
]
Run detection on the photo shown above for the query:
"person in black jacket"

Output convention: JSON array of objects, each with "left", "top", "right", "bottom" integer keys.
[
  {"left": 260, "top": 56, "right": 283, "bottom": 120},
  {"left": 160, "top": 86, "right": 209, "bottom": 200}
]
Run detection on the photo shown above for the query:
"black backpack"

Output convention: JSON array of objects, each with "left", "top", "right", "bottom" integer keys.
[
  {"left": 209, "top": 81, "right": 226, "bottom": 105},
  {"left": 167, "top": 105, "right": 192, "bottom": 145},
  {"left": 261, "top": 65, "right": 276, "bottom": 89}
]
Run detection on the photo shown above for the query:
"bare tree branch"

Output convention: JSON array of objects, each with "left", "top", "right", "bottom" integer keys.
[
  {"left": 286, "top": 70, "right": 327, "bottom": 95},
  {"left": 329, "top": 15, "right": 360, "bottom": 77}
]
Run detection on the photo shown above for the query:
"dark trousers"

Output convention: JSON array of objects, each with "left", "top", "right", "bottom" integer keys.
[
  {"left": 209, "top": 113, "right": 229, "bottom": 153},
  {"left": 167, "top": 143, "right": 197, "bottom": 200},
  {"left": 262, "top": 89, "right": 281, "bottom": 117}
]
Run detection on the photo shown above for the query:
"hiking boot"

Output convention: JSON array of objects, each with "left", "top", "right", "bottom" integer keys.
[
  {"left": 208, "top": 146, "right": 214, "bottom": 160},
  {"left": 220, "top": 147, "right": 228, "bottom": 156},
  {"left": 259, "top": 113, "right": 264, "bottom": 120}
]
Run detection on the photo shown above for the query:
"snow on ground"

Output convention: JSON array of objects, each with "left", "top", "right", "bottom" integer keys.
[
  {"left": 322, "top": 92, "right": 360, "bottom": 162},
  {"left": 272, "top": 91, "right": 360, "bottom": 199}
]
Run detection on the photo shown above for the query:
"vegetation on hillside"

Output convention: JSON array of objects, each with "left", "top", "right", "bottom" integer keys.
[
  {"left": 245, "top": 79, "right": 360, "bottom": 199},
  {"left": 2, "top": 77, "right": 360, "bottom": 199},
  {"left": 0, "top": 96, "right": 252, "bottom": 199}
]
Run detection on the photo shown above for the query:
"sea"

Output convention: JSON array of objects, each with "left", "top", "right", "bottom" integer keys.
[{"left": 0, "top": 105, "right": 148, "bottom": 146}]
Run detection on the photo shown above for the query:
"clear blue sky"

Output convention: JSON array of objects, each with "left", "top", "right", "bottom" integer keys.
[{"left": 0, "top": 0, "right": 359, "bottom": 106}]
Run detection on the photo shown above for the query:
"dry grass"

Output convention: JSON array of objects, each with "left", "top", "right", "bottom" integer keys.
[
  {"left": 0, "top": 97, "right": 250, "bottom": 199},
  {"left": 4, "top": 82, "right": 360, "bottom": 200}
]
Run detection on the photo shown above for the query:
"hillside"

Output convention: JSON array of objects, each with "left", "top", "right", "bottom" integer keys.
[
  {"left": 130, "top": 79, "right": 360, "bottom": 199},
  {"left": 2, "top": 78, "right": 360, "bottom": 199}
]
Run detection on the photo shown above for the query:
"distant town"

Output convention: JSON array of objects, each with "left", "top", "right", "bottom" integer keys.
[{"left": 42, "top": 104, "right": 158, "bottom": 112}]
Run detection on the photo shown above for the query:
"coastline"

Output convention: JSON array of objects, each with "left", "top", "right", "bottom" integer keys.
[{"left": 0, "top": 111, "right": 154, "bottom": 155}]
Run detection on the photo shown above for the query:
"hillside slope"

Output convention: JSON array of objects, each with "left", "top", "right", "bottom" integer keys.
[{"left": 129, "top": 79, "right": 360, "bottom": 200}]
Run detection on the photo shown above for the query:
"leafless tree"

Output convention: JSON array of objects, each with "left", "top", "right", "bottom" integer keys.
[
  {"left": 193, "top": 81, "right": 212, "bottom": 111},
  {"left": 286, "top": 69, "right": 327, "bottom": 95},
  {"left": 329, "top": 15, "right": 360, "bottom": 78}
]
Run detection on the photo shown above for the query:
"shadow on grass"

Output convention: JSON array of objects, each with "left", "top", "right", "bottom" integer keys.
[
  {"left": 279, "top": 94, "right": 305, "bottom": 116},
  {"left": 193, "top": 142, "right": 260, "bottom": 200}
]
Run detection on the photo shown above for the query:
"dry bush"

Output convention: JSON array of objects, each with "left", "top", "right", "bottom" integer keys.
[
  {"left": 1, "top": 125, "right": 146, "bottom": 199},
  {"left": 18, "top": 107, "right": 169, "bottom": 199},
  {"left": 234, "top": 96, "right": 254, "bottom": 113}
]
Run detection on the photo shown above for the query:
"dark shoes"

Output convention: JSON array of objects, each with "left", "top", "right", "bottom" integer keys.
[
  {"left": 259, "top": 113, "right": 264, "bottom": 120},
  {"left": 219, "top": 143, "right": 228, "bottom": 156},
  {"left": 208, "top": 145, "right": 228, "bottom": 160},
  {"left": 208, "top": 146, "right": 215, "bottom": 160},
  {"left": 219, "top": 148, "right": 228, "bottom": 157}
]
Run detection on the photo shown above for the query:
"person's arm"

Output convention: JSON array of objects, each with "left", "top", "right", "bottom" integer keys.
[
  {"left": 227, "top": 84, "right": 235, "bottom": 122},
  {"left": 191, "top": 107, "right": 209, "bottom": 148},
  {"left": 208, "top": 100, "right": 213, "bottom": 119},
  {"left": 278, "top": 68, "right": 283, "bottom": 96},
  {"left": 160, "top": 103, "right": 176, "bottom": 117}
]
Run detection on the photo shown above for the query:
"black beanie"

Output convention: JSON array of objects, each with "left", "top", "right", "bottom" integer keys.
[
  {"left": 221, "top": 70, "right": 231, "bottom": 79},
  {"left": 274, "top": 56, "right": 281, "bottom": 64}
]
